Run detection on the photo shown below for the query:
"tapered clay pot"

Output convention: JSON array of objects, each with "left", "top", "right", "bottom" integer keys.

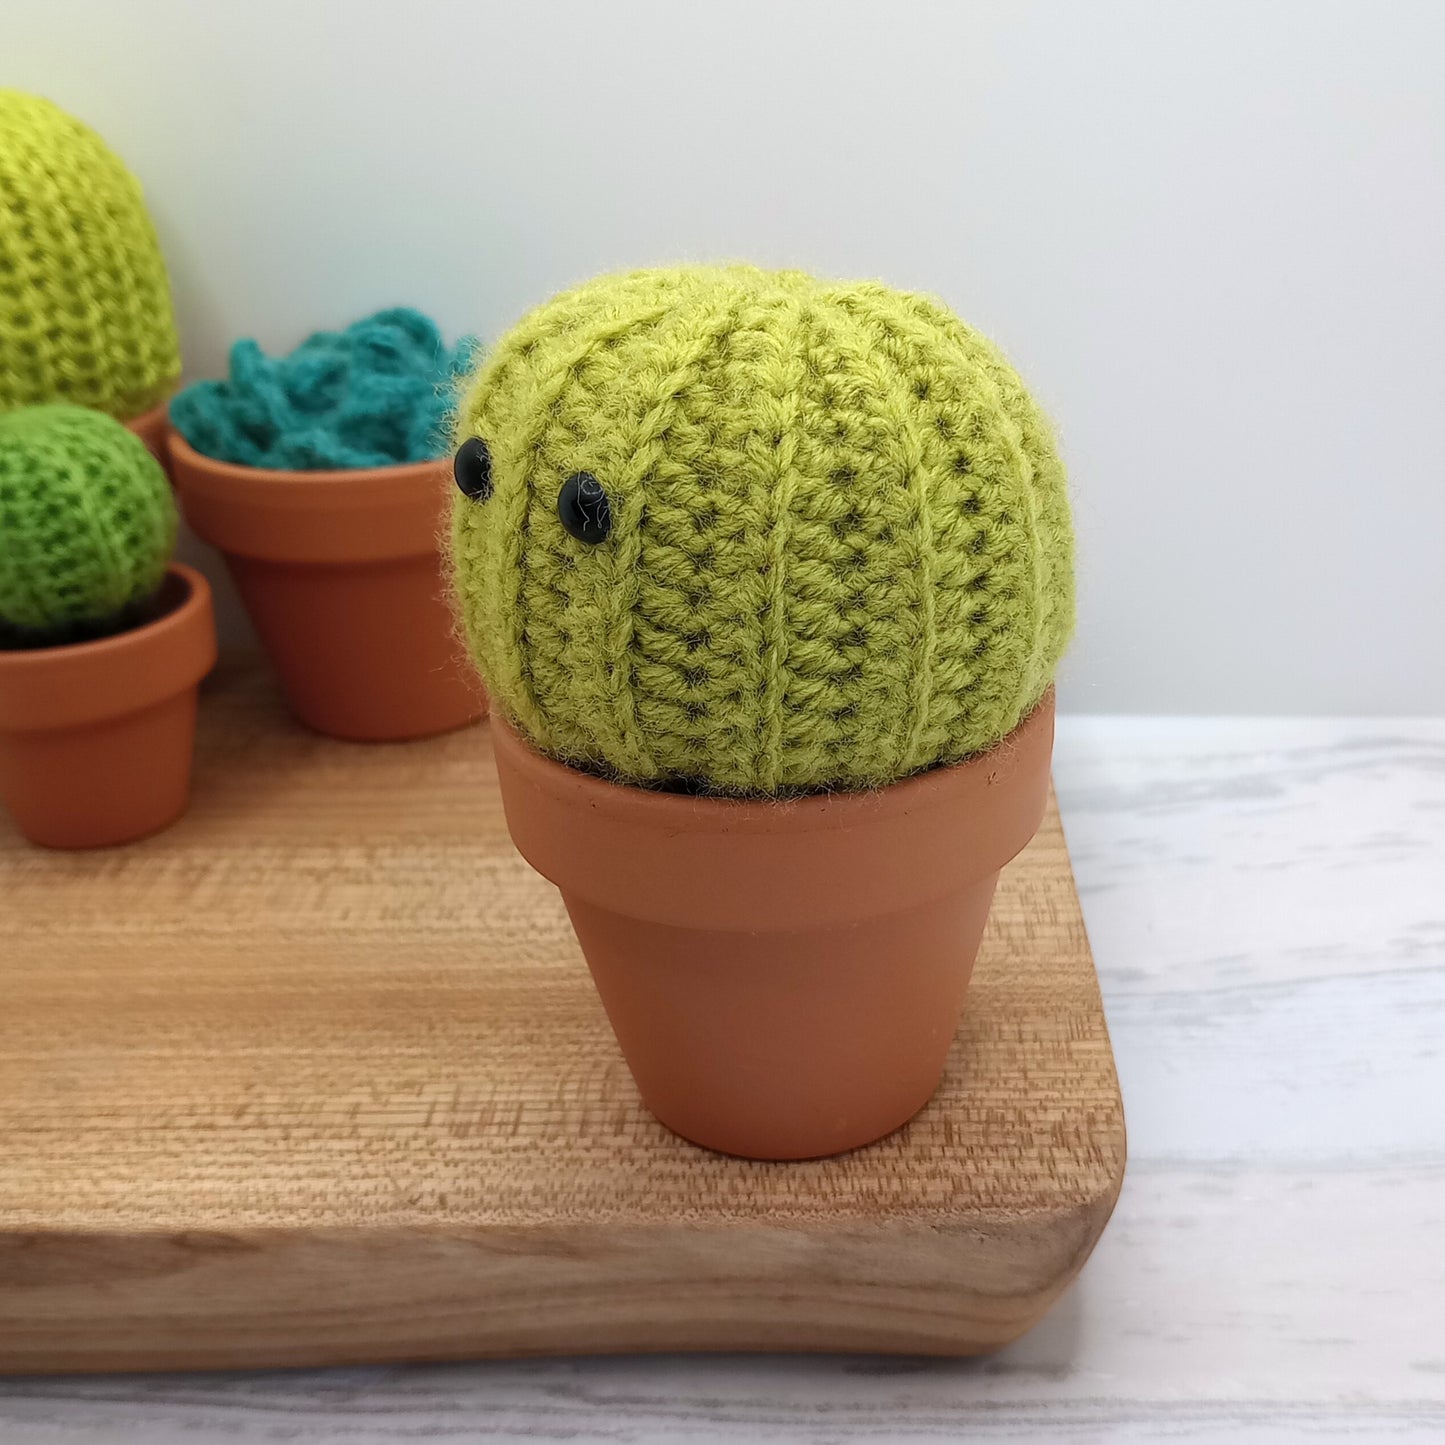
[
  {"left": 169, "top": 432, "right": 485, "bottom": 742},
  {"left": 491, "top": 690, "right": 1056, "bottom": 1160},
  {"left": 125, "top": 402, "right": 171, "bottom": 479},
  {"left": 0, "top": 563, "right": 216, "bottom": 849}
]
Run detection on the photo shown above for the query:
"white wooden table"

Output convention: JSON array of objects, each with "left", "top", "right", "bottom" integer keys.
[{"left": 3, "top": 716, "right": 1442, "bottom": 1443}]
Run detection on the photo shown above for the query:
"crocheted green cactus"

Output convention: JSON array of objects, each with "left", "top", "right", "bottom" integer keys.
[
  {"left": 451, "top": 265, "right": 1074, "bottom": 794},
  {"left": 0, "top": 90, "right": 181, "bottom": 421},
  {"left": 0, "top": 405, "right": 177, "bottom": 647}
]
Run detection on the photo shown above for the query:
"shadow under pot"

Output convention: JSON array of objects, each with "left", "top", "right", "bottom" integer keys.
[
  {"left": 490, "top": 690, "right": 1056, "bottom": 1161},
  {"left": 168, "top": 433, "right": 486, "bottom": 742},
  {"left": 0, "top": 563, "right": 217, "bottom": 849}
]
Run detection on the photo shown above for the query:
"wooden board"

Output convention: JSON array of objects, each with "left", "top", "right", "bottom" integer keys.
[{"left": 0, "top": 656, "right": 1125, "bottom": 1373}]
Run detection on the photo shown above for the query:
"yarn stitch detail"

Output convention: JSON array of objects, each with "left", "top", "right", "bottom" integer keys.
[{"left": 451, "top": 265, "right": 1075, "bottom": 795}]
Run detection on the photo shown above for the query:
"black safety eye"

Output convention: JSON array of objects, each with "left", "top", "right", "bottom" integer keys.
[
  {"left": 558, "top": 472, "right": 612, "bottom": 544},
  {"left": 453, "top": 436, "right": 493, "bottom": 502}
]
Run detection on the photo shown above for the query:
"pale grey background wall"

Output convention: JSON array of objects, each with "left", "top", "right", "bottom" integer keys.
[{"left": 7, "top": 0, "right": 1444, "bottom": 713}]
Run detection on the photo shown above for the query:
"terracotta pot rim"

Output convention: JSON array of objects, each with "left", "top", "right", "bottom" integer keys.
[
  {"left": 492, "top": 688, "right": 1055, "bottom": 832},
  {"left": 169, "top": 430, "right": 451, "bottom": 563},
  {"left": 125, "top": 398, "right": 172, "bottom": 428},
  {"left": 491, "top": 690, "right": 1055, "bottom": 930},
  {"left": 0, "top": 563, "right": 217, "bottom": 732},
  {"left": 167, "top": 430, "right": 448, "bottom": 493},
  {"left": 0, "top": 561, "right": 209, "bottom": 671}
]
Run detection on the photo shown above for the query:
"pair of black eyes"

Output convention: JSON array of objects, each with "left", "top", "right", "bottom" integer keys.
[{"left": 453, "top": 437, "right": 612, "bottom": 545}]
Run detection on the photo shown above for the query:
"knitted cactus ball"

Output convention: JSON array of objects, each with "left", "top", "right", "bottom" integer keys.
[
  {"left": 0, "top": 405, "right": 176, "bottom": 647},
  {"left": 0, "top": 91, "right": 181, "bottom": 421},
  {"left": 451, "top": 265, "right": 1074, "bottom": 794},
  {"left": 170, "top": 309, "right": 477, "bottom": 470}
]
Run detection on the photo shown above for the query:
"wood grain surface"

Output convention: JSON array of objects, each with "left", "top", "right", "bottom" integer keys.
[
  {"left": 1, "top": 714, "right": 1439, "bottom": 1442},
  {"left": 0, "top": 657, "right": 1124, "bottom": 1373}
]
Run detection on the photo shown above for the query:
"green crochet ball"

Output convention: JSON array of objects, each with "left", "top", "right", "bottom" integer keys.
[
  {"left": 451, "top": 265, "right": 1074, "bottom": 794},
  {"left": 0, "top": 405, "right": 177, "bottom": 646},
  {"left": 0, "top": 90, "right": 181, "bottom": 421}
]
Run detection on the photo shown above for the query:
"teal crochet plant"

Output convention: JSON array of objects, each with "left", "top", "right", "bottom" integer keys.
[{"left": 170, "top": 308, "right": 475, "bottom": 470}]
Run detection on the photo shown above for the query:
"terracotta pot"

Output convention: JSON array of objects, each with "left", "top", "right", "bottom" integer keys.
[
  {"left": 0, "top": 563, "right": 216, "bottom": 849},
  {"left": 168, "top": 432, "right": 485, "bottom": 742},
  {"left": 125, "top": 401, "right": 172, "bottom": 479},
  {"left": 491, "top": 691, "right": 1056, "bottom": 1160}
]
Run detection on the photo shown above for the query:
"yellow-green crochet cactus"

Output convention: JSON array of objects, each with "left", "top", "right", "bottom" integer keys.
[
  {"left": 451, "top": 265, "right": 1074, "bottom": 794},
  {"left": 0, "top": 405, "right": 176, "bottom": 647},
  {"left": 0, "top": 90, "right": 180, "bottom": 420}
]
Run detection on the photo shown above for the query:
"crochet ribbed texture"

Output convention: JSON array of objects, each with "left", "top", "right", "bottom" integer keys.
[
  {"left": 452, "top": 265, "right": 1074, "bottom": 795},
  {"left": 0, "top": 404, "right": 176, "bottom": 645},
  {"left": 0, "top": 91, "right": 180, "bottom": 421},
  {"left": 170, "top": 308, "right": 476, "bottom": 470}
]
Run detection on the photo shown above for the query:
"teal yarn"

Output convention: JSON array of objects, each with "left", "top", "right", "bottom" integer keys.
[{"left": 170, "top": 308, "right": 475, "bottom": 470}]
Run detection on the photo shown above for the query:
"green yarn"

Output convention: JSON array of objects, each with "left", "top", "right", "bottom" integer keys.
[
  {"left": 0, "top": 405, "right": 177, "bottom": 647},
  {"left": 0, "top": 90, "right": 181, "bottom": 421},
  {"left": 451, "top": 265, "right": 1074, "bottom": 795}
]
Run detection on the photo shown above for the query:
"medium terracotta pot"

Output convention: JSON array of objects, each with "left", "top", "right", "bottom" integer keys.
[
  {"left": 491, "top": 691, "right": 1056, "bottom": 1160},
  {"left": 125, "top": 402, "right": 171, "bottom": 479},
  {"left": 0, "top": 563, "right": 216, "bottom": 849},
  {"left": 169, "top": 432, "right": 485, "bottom": 742}
]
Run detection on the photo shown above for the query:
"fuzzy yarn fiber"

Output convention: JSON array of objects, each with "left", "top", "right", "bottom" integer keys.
[
  {"left": 452, "top": 265, "right": 1074, "bottom": 795},
  {"left": 0, "top": 91, "right": 180, "bottom": 421},
  {"left": 0, "top": 404, "right": 176, "bottom": 643},
  {"left": 170, "top": 309, "right": 475, "bottom": 471}
]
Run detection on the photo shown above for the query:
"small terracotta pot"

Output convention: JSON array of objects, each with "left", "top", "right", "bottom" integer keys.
[
  {"left": 169, "top": 432, "right": 485, "bottom": 742},
  {"left": 491, "top": 691, "right": 1056, "bottom": 1160},
  {"left": 0, "top": 563, "right": 216, "bottom": 849},
  {"left": 125, "top": 402, "right": 172, "bottom": 479}
]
